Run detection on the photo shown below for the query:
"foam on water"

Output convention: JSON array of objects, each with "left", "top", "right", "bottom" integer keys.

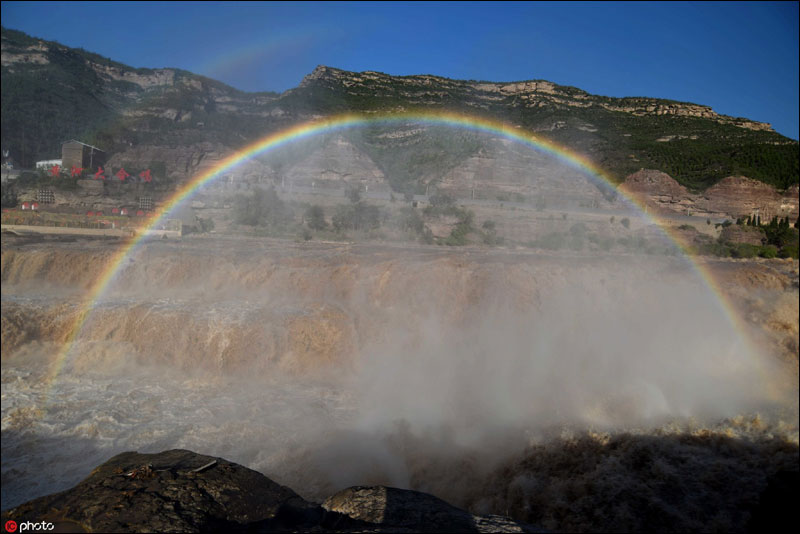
[{"left": 1, "top": 356, "right": 355, "bottom": 509}]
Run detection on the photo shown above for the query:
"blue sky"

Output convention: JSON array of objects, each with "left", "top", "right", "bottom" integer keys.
[{"left": 2, "top": 1, "right": 798, "bottom": 139}]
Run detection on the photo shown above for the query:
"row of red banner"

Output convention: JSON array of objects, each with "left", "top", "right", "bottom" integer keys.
[{"left": 48, "top": 165, "right": 152, "bottom": 182}]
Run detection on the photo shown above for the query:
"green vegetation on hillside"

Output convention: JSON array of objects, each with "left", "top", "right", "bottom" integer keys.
[
  {"left": 1, "top": 27, "right": 279, "bottom": 169},
  {"left": 690, "top": 216, "right": 800, "bottom": 259},
  {"left": 528, "top": 109, "right": 798, "bottom": 190},
  {"left": 1, "top": 33, "right": 121, "bottom": 167},
  {"left": 2, "top": 27, "right": 797, "bottom": 193},
  {"left": 279, "top": 76, "right": 798, "bottom": 191}
]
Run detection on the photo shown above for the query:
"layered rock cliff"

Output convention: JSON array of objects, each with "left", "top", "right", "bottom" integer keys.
[
  {"left": 3, "top": 27, "right": 797, "bottom": 199},
  {"left": 621, "top": 169, "right": 799, "bottom": 219},
  {"left": 298, "top": 65, "right": 773, "bottom": 131}
]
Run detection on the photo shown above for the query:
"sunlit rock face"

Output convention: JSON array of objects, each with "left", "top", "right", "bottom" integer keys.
[
  {"left": 621, "top": 170, "right": 799, "bottom": 219},
  {"left": 300, "top": 66, "right": 773, "bottom": 131},
  {"left": 699, "top": 177, "right": 799, "bottom": 220}
]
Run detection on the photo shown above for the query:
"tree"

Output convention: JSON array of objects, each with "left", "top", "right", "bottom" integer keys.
[
  {"left": 429, "top": 193, "right": 455, "bottom": 208},
  {"left": 304, "top": 205, "right": 327, "bottom": 230},
  {"left": 332, "top": 201, "right": 381, "bottom": 232},
  {"left": 198, "top": 217, "right": 214, "bottom": 233},
  {"left": 346, "top": 185, "right": 361, "bottom": 203},
  {"left": 0, "top": 183, "right": 17, "bottom": 208},
  {"left": 234, "top": 186, "right": 291, "bottom": 227}
]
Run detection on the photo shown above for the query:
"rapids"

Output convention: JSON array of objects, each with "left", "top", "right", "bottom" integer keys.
[{"left": 2, "top": 235, "right": 797, "bottom": 531}]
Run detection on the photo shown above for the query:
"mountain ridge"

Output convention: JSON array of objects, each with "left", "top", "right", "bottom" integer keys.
[
  {"left": 1, "top": 26, "right": 797, "bottom": 193},
  {"left": 297, "top": 65, "right": 773, "bottom": 132}
]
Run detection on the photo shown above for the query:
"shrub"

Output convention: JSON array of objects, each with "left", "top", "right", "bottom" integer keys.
[
  {"left": 759, "top": 245, "right": 778, "bottom": 258},
  {"left": 444, "top": 222, "right": 470, "bottom": 246},
  {"left": 304, "top": 204, "right": 327, "bottom": 230},
  {"left": 778, "top": 245, "right": 799, "bottom": 259},
  {"left": 397, "top": 207, "right": 424, "bottom": 233},
  {"left": 429, "top": 193, "right": 455, "bottom": 208},
  {"left": 0, "top": 183, "right": 18, "bottom": 208},
  {"left": 765, "top": 224, "right": 798, "bottom": 248},
  {"left": 697, "top": 242, "right": 732, "bottom": 257},
  {"left": 345, "top": 186, "right": 361, "bottom": 203},
  {"left": 482, "top": 232, "right": 503, "bottom": 245},
  {"left": 234, "top": 187, "right": 292, "bottom": 227},
  {"left": 730, "top": 243, "right": 760, "bottom": 258},
  {"left": 332, "top": 201, "right": 381, "bottom": 232},
  {"left": 198, "top": 217, "right": 215, "bottom": 233}
]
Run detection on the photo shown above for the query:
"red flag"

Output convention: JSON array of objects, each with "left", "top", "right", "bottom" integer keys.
[
  {"left": 139, "top": 169, "right": 152, "bottom": 182},
  {"left": 116, "top": 168, "right": 130, "bottom": 181},
  {"left": 94, "top": 167, "right": 105, "bottom": 180},
  {"left": 49, "top": 165, "right": 60, "bottom": 177},
  {"left": 71, "top": 166, "right": 84, "bottom": 177}
]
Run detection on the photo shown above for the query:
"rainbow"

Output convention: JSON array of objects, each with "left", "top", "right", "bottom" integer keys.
[
  {"left": 45, "top": 110, "right": 762, "bottom": 392},
  {"left": 198, "top": 26, "right": 324, "bottom": 84}
]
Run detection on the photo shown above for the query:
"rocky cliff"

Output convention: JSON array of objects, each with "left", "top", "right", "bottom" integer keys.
[
  {"left": 2, "top": 27, "right": 797, "bottom": 198},
  {"left": 621, "top": 169, "right": 799, "bottom": 219},
  {"left": 298, "top": 66, "right": 773, "bottom": 131}
]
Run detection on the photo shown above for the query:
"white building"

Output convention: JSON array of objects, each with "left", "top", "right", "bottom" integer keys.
[{"left": 35, "top": 159, "right": 62, "bottom": 169}]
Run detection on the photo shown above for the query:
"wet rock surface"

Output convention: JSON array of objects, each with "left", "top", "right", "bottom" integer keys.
[{"left": 1, "top": 449, "right": 541, "bottom": 533}]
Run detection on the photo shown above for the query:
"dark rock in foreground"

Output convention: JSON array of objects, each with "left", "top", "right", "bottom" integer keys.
[
  {"left": 323, "top": 486, "right": 538, "bottom": 533},
  {"left": 1, "top": 449, "right": 541, "bottom": 533}
]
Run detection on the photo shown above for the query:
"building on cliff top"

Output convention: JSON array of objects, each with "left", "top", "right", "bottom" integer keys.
[{"left": 61, "top": 140, "right": 106, "bottom": 171}]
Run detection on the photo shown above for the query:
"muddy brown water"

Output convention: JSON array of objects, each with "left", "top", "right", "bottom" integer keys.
[{"left": 2, "top": 235, "right": 797, "bottom": 531}]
